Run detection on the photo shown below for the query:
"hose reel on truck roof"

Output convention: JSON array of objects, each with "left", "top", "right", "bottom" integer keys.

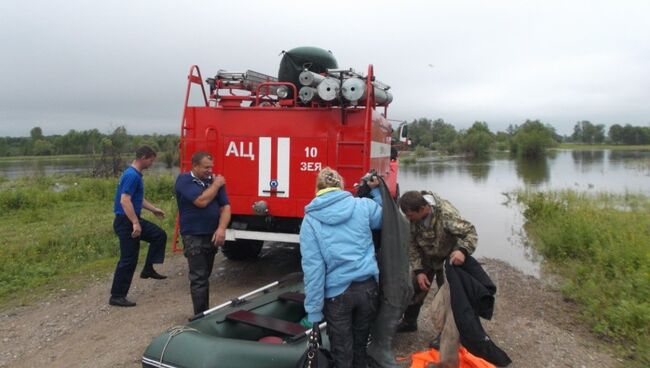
[{"left": 205, "top": 45, "right": 392, "bottom": 108}]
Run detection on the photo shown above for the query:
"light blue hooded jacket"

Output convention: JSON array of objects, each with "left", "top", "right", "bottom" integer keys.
[{"left": 300, "top": 187, "right": 382, "bottom": 322}]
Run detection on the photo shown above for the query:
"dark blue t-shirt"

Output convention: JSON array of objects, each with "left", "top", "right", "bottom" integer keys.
[
  {"left": 114, "top": 166, "right": 144, "bottom": 216},
  {"left": 175, "top": 172, "right": 230, "bottom": 235}
]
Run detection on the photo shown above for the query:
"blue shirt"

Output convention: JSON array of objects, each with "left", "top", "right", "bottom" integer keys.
[
  {"left": 114, "top": 166, "right": 144, "bottom": 216},
  {"left": 175, "top": 172, "right": 230, "bottom": 235}
]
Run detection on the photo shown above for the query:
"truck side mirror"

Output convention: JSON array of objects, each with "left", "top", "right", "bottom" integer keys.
[{"left": 399, "top": 125, "right": 409, "bottom": 144}]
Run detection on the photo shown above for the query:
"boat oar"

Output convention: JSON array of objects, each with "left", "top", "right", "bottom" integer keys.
[
  {"left": 187, "top": 273, "right": 304, "bottom": 322},
  {"left": 189, "top": 281, "right": 280, "bottom": 321}
]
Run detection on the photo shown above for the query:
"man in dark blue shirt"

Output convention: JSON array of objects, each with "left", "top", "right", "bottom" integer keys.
[
  {"left": 109, "top": 145, "right": 167, "bottom": 307},
  {"left": 175, "top": 151, "right": 230, "bottom": 315}
]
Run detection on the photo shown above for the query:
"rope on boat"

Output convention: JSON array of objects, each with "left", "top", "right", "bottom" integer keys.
[{"left": 159, "top": 326, "right": 199, "bottom": 366}]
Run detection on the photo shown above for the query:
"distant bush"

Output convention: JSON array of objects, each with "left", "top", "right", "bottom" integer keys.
[
  {"left": 453, "top": 121, "right": 495, "bottom": 158},
  {"left": 510, "top": 120, "right": 558, "bottom": 158},
  {"left": 399, "top": 154, "right": 416, "bottom": 165},
  {"left": 413, "top": 145, "right": 428, "bottom": 158}
]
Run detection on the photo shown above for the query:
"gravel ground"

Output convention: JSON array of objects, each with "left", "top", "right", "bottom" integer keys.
[{"left": 0, "top": 245, "right": 622, "bottom": 368}]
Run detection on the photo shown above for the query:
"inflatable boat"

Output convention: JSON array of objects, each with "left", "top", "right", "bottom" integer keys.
[{"left": 141, "top": 274, "right": 328, "bottom": 368}]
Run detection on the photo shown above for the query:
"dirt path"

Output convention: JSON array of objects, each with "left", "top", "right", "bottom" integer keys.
[{"left": 0, "top": 246, "right": 621, "bottom": 368}]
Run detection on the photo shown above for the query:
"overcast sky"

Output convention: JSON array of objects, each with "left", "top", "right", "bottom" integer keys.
[{"left": 1, "top": 0, "right": 648, "bottom": 137}]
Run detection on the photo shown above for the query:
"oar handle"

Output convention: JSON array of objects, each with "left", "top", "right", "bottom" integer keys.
[
  {"left": 188, "top": 281, "right": 281, "bottom": 321},
  {"left": 287, "top": 321, "right": 327, "bottom": 343}
]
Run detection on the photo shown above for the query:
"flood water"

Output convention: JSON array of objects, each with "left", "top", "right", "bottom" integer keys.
[
  {"left": 0, "top": 156, "right": 176, "bottom": 179},
  {"left": 398, "top": 149, "right": 650, "bottom": 277},
  {"left": 2, "top": 150, "right": 648, "bottom": 277}
]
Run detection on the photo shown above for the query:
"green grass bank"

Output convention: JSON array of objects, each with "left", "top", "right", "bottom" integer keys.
[
  {"left": 517, "top": 190, "right": 650, "bottom": 367},
  {"left": 0, "top": 174, "right": 177, "bottom": 309}
]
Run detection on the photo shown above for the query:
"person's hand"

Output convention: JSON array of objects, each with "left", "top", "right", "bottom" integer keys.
[
  {"left": 450, "top": 250, "right": 466, "bottom": 265},
  {"left": 416, "top": 272, "right": 430, "bottom": 291},
  {"left": 367, "top": 176, "right": 380, "bottom": 189},
  {"left": 212, "top": 228, "right": 226, "bottom": 246},
  {"left": 131, "top": 222, "right": 142, "bottom": 238},
  {"left": 152, "top": 207, "right": 165, "bottom": 219},
  {"left": 211, "top": 174, "right": 225, "bottom": 188}
]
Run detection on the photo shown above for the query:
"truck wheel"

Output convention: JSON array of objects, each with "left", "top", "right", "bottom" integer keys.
[{"left": 222, "top": 239, "right": 264, "bottom": 260}]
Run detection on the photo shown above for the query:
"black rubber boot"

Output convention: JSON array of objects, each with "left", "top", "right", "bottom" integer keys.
[
  {"left": 396, "top": 303, "right": 422, "bottom": 333},
  {"left": 367, "top": 303, "right": 406, "bottom": 368},
  {"left": 191, "top": 293, "right": 209, "bottom": 315}
]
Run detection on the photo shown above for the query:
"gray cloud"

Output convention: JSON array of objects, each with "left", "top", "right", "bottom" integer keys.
[{"left": 1, "top": 0, "right": 649, "bottom": 137}]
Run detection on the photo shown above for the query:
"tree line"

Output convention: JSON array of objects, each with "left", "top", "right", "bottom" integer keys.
[
  {"left": 0, "top": 126, "right": 180, "bottom": 176},
  {"left": 397, "top": 118, "right": 650, "bottom": 159},
  {"left": 2, "top": 119, "right": 648, "bottom": 162},
  {"left": 0, "top": 126, "right": 179, "bottom": 159}
]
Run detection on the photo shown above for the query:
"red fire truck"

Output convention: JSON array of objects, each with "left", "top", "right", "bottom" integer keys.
[{"left": 175, "top": 47, "right": 405, "bottom": 259}]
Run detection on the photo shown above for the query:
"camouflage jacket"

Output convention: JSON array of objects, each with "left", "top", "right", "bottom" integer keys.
[{"left": 409, "top": 192, "right": 477, "bottom": 273}]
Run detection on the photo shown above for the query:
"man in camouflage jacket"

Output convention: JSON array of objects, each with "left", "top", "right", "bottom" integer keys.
[{"left": 397, "top": 190, "right": 477, "bottom": 333}]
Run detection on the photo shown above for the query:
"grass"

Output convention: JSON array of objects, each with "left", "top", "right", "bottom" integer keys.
[
  {"left": 517, "top": 190, "right": 650, "bottom": 367},
  {"left": 0, "top": 174, "right": 177, "bottom": 309}
]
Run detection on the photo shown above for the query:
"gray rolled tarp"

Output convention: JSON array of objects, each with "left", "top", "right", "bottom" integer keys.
[{"left": 367, "top": 179, "right": 414, "bottom": 368}]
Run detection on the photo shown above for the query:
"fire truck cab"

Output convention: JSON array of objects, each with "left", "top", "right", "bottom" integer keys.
[{"left": 176, "top": 47, "right": 400, "bottom": 260}]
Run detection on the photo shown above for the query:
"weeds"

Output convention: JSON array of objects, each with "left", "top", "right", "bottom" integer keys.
[
  {"left": 517, "top": 189, "right": 650, "bottom": 366},
  {"left": 0, "top": 174, "right": 177, "bottom": 308}
]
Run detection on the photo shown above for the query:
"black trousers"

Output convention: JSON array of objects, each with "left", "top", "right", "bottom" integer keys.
[
  {"left": 110, "top": 215, "right": 167, "bottom": 297},
  {"left": 403, "top": 269, "right": 445, "bottom": 324},
  {"left": 324, "top": 278, "right": 379, "bottom": 368},
  {"left": 182, "top": 234, "right": 217, "bottom": 315}
]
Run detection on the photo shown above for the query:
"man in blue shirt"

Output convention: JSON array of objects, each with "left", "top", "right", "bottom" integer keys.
[
  {"left": 175, "top": 151, "right": 230, "bottom": 315},
  {"left": 109, "top": 145, "right": 167, "bottom": 307}
]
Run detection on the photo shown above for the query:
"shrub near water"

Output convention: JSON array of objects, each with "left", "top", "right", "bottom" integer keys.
[
  {"left": 517, "top": 190, "right": 650, "bottom": 366},
  {"left": 0, "top": 174, "right": 177, "bottom": 307}
]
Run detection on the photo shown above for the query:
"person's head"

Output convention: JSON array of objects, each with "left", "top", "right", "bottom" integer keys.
[
  {"left": 191, "top": 151, "right": 213, "bottom": 180},
  {"left": 134, "top": 145, "right": 157, "bottom": 169},
  {"left": 399, "top": 190, "right": 431, "bottom": 221},
  {"left": 316, "top": 167, "right": 344, "bottom": 192}
]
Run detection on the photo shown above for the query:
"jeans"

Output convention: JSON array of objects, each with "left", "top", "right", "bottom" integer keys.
[
  {"left": 324, "top": 278, "right": 379, "bottom": 368},
  {"left": 182, "top": 234, "right": 217, "bottom": 315},
  {"left": 110, "top": 215, "right": 167, "bottom": 297}
]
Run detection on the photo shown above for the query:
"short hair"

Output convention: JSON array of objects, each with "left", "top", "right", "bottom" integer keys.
[
  {"left": 191, "top": 151, "right": 213, "bottom": 166},
  {"left": 135, "top": 145, "right": 157, "bottom": 159},
  {"left": 316, "top": 167, "right": 344, "bottom": 191},
  {"left": 399, "top": 190, "right": 429, "bottom": 213}
]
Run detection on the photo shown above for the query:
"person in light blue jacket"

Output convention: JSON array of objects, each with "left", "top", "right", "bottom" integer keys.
[{"left": 300, "top": 167, "right": 382, "bottom": 368}]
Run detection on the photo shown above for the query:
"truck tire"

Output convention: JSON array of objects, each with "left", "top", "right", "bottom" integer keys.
[{"left": 222, "top": 239, "right": 264, "bottom": 260}]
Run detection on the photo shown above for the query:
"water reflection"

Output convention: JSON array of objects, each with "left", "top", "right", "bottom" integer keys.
[
  {"left": 463, "top": 159, "right": 491, "bottom": 182},
  {"left": 608, "top": 150, "right": 648, "bottom": 161},
  {"left": 0, "top": 157, "right": 176, "bottom": 179},
  {"left": 571, "top": 150, "right": 604, "bottom": 163},
  {"left": 407, "top": 158, "right": 492, "bottom": 183},
  {"left": 0, "top": 157, "right": 90, "bottom": 179},
  {"left": 571, "top": 150, "right": 605, "bottom": 174},
  {"left": 515, "top": 157, "right": 549, "bottom": 185}
]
